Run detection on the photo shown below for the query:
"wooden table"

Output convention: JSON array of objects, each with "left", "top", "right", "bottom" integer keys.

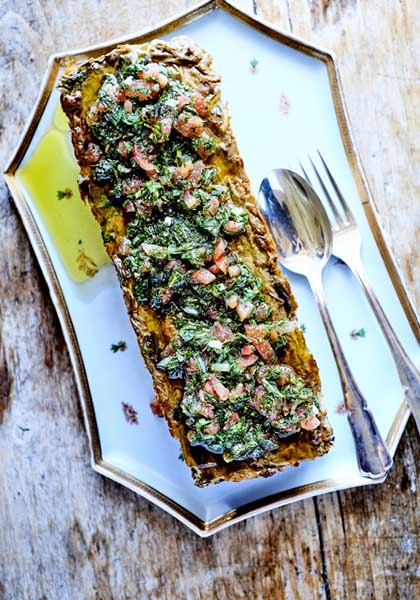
[{"left": 1, "top": 1, "right": 419, "bottom": 598}]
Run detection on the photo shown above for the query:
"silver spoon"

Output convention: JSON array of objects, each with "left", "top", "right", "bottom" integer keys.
[{"left": 258, "top": 169, "right": 392, "bottom": 479}]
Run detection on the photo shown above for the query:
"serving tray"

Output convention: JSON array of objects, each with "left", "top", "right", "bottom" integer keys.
[{"left": 5, "top": 0, "right": 420, "bottom": 536}]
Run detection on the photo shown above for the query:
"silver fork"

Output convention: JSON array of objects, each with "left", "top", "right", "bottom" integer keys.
[{"left": 301, "top": 151, "right": 420, "bottom": 432}]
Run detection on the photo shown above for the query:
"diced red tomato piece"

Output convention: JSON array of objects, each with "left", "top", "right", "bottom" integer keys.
[
  {"left": 241, "top": 345, "right": 255, "bottom": 356},
  {"left": 300, "top": 414, "right": 321, "bottom": 431},
  {"left": 203, "top": 380, "right": 215, "bottom": 396},
  {"left": 190, "top": 161, "right": 205, "bottom": 184},
  {"left": 209, "top": 374, "right": 230, "bottom": 402},
  {"left": 254, "top": 339, "right": 275, "bottom": 362},
  {"left": 236, "top": 301, "right": 254, "bottom": 322},
  {"left": 215, "top": 256, "right": 229, "bottom": 274},
  {"left": 192, "top": 92, "right": 207, "bottom": 117},
  {"left": 183, "top": 190, "right": 200, "bottom": 209},
  {"left": 133, "top": 144, "right": 157, "bottom": 179},
  {"left": 177, "top": 94, "right": 190, "bottom": 111},
  {"left": 207, "top": 198, "right": 220, "bottom": 216},
  {"left": 223, "top": 220, "right": 243, "bottom": 234},
  {"left": 204, "top": 422, "right": 220, "bottom": 435},
  {"left": 175, "top": 113, "right": 204, "bottom": 138},
  {"left": 139, "top": 63, "right": 168, "bottom": 89},
  {"left": 191, "top": 268, "right": 216, "bottom": 285},
  {"left": 125, "top": 79, "right": 155, "bottom": 101},
  {"left": 118, "top": 141, "right": 129, "bottom": 159},
  {"left": 244, "top": 324, "right": 265, "bottom": 342},
  {"left": 228, "top": 265, "right": 241, "bottom": 278},
  {"left": 213, "top": 238, "right": 227, "bottom": 261},
  {"left": 85, "top": 143, "right": 102, "bottom": 164},
  {"left": 226, "top": 294, "right": 239, "bottom": 309},
  {"left": 237, "top": 354, "right": 259, "bottom": 370},
  {"left": 212, "top": 321, "right": 235, "bottom": 342},
  {"left": 223, "top": 411, "right": 240, "bottom": 431},
  {"left": 173, "top": 160, "right": 193, "bottom": 180}
]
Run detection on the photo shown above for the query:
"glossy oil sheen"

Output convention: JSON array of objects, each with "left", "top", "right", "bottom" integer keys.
[{"left": 16, "top": 106, "right": 109, "bottom": 283}]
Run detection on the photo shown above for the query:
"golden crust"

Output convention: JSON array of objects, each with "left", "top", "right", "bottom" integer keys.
[{"left": 60, "top": 36, "right": 333, "bottom": 486}]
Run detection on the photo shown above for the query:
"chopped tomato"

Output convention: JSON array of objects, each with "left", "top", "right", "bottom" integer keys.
[
  {"left": 190, "top": 160, "right": 205, "bottom": 184},
  {"left": 133, "top": 144, "right": 157, "bottom": 179},
  {"left": 175, "top": 113, "right": 204, "bottom": 138},
  {"left": 203, "top": 380, "right": 215, "bottom": 396},
  {"left": 227, "top": 265, "right": 241, "bottom": 278},
  {"left": 237, "top": 354, "right": 259, "bottom": 370},
  {"left": 173, "top": 160, "right": 193, "bottom": 180},
  {"left": 236, "top": 300, "right": 254, "bottom": 322},
  {"left": 223, "top": 412, "right": 240, "bottom": 431},
  {"left": 124, "top": 79, "right": 156, "bottom": 101},
  {"left": 206, "top": 198, "right": 220, "bottom": 216},
  {"left": 85, "top": 143, "right": 102, "bottom": 164},
  {"left": 254, "top": 339, "right": 275, "bottom": 362},
  {"left": 241, "top": 345, "right": 255, "bottom": 356},
  {"left": 213, "top": 238, "right": 227, "bottom": 261},
  {"left": 160, "top": 288, "right": 173, "bottom": 304},
  {"left": 177, "top": 94, "right": 190, "bottom": 110},
  {"left": 244, "top": 324, "right": 265, "bottom": 343},
  {"left": 223, "top": 220, "right": 244, "bottom": 234},
  {"left": 118, "top": 141, "right": 129, "bottom": 159},
  {"left": 198, "top": 403, "right": 215, "bottom": 419},
  {"left": 204, "top": 422, "right": 220, "bottom": 435},
  {"left": 185, "top": 358, "right": 200, "bottom": 372},
  {"left": 214, "top": 256, "right": 229, "bottom": 274},
  {"left": 212, "top": 321, "right": 235, "bottom": 342},
  {"left": 139, "top": 63, "right": 168, "bottom": 89},
  {"left": 192, "top": 92, "right": 207, "bottom": 117},
  {"left": 230, "top": 383, "right": 244, "bottom": 398},
  {"left": 183, "top": 190, "right": 200, "bottom": 209},
  {"left": 300, "top": 414, "right": 321, "bottom": 431},
  {"left": 209, "top": 374, "right": 230, "bottom": 402},
  {"left": 191, "top": 268, "right": 216, "bottom": 285},
  {"left": 226, "top": 294, "right": 239, "bottom": 309},
  {"left": 160, "top": 115, "right": 173, "bottom": 138}
]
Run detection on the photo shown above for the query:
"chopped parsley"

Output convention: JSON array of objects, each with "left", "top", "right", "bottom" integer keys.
[
  {"left": 57, "top": 188, "right": 73, "bottom": 200},
  {"left": 84, "top": 50, "right": 320, "bottom": 463},
  {"left": 110, "top": 340, "right": 127, "bottom": 353}
]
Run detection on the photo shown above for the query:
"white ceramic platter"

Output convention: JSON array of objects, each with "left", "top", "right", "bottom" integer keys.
[{"left": 5, "top": 1, "right": 420, "bottom": 536}]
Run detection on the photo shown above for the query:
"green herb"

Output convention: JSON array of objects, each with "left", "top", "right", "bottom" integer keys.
[
  {"left": 57, "top": 188, "right": 73, "bottom": 200},
  {"left": 84, "top": 56, "right": 323, "bottom": 464},
  {"left": 300, "top": 323, "right": 307, "bottom": 333},
  {"left": 110, "top": 341, "right": 127, "bottom": 353},
  {"left": 102, "top": 231, "right": 115, "bottom": 243}
]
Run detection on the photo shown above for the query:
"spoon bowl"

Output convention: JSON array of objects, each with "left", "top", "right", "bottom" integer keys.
[{"left": 258, "top": 169, "right": 332, "bottom": 277}]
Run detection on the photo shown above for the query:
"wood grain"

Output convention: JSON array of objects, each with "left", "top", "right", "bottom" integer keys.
[{"left": 0, "top": 1, "right": 419, "bottom": 598}]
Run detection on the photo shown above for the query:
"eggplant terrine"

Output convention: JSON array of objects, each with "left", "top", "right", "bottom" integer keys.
[{"left": 60, "top": 37, "right": 333, "bottom": 486}]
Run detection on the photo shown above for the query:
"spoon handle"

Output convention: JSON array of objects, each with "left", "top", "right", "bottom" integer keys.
[
  {"left": 345, "top": 255, "right": 420, "bottom": 433},
  {"left": 308, "top": 271, "right": 393, "bottom": 479}
]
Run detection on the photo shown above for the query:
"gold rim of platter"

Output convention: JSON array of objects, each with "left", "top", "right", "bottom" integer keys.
[{"left": 4, "top": 0, "right": 418, "bottom": 536}]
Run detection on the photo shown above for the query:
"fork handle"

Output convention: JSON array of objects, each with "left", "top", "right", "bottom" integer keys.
[
  {"left": 308, "top": 271, "right": 393, "bottom": 479},
  {"left": 345, "top": 256, "right": 420, "bottom": 432}
]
